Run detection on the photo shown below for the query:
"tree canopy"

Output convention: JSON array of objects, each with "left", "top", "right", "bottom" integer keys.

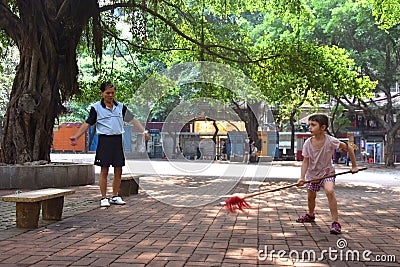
[{"left": 0, "top": 0, "right": 383, "bottom": 164}]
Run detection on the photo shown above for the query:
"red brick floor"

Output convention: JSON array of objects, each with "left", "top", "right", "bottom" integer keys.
[{"left": 0, "top": 173, "right": 399, "bottom": 266}]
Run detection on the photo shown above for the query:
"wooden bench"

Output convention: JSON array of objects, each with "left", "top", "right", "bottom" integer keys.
[
  {"left": 119, "top": 175, "right": 140, "bottom": 197},
  {"left": 2, "top": 188, "right": 75, "bottom": 229}
]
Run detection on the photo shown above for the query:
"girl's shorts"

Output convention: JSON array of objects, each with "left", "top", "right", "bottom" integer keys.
[
  {"left": 306, "top": 176, "right": 335, "bottom": 192},
  {"left": 94, "top": 135, "right": 125, "bottom": 167}
]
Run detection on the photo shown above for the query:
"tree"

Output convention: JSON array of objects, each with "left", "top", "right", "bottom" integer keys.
[
  {"left": 311, "top": 0, "right": 400, "bottom": 166},
  {"left": 244, "top": 2, "right": 376, "bottom": 157},
  {"left": 0, "top": 0, "right": 259, "bottom": 164},
  {"left": 0, "top": 0, "right": 377, "bottom": 164},
  {"left": 0, "top": 1, "right": 100, "bottom": 163},
  {"left": 330, "top": 105, "right": 352, "bottom": 136}
]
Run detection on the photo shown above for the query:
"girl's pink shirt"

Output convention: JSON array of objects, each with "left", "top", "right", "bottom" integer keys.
[{"left": 302, "top": 134, "right": 340, "bottom": 180}]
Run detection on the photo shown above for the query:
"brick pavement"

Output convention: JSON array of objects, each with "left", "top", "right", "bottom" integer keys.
[{"left": 0, "top": 167, "right": 399, "bottom": 266}]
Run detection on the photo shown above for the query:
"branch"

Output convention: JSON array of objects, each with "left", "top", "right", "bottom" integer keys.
[
  {"left": 99, "top": 2, "right": 280, "bottom": 65},
  {"left": 114, "top": 42, "right": 145, "bottom": 76},
  {"left": 336, "top": 96, "right": 394, "bottom": 131},
  {"left": 102, "top": 23, "right": 191, "bottom": 52},
  {"left": 55, "top": 0, "right": 71, "bottom": 20},
  {"left": 0, "top": 1, "right": 22, "bottom": 45},
  {"left": 159, "top": 0, "right": 197, "bottom": 25}
]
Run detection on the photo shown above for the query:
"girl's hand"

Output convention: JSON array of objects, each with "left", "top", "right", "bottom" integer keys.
[{"left": 297, "top": 178, "right": 305, "bottom": 186}]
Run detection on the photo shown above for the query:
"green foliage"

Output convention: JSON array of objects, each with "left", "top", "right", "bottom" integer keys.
[
  {"left": 0, "top": 0, "right": 380, "bottom": 127},
  {"left": 368, "top": 0, "right": 400, "bottom": 31},
  {"left": 0, "top": 44, "right": 18, "bottom": 119},
  {"left": 309, "top": 0, "right": 398, "bottom": 126},
  {"left": 250, "top": 40, "right": 374, "bottom": 104},
  {"left": 69, "top": 0, "right": 379, "bottom": 129},
  {"left": 57, "top": 102, "right": 91, "bottom": 125},
  {"left": 240, "top": 0, "right": 377, "bottom": 128},
  {"left": 331, "top": 105, "right": 352, "bottom": 134}
]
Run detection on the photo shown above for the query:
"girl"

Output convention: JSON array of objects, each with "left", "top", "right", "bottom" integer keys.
[{"left": 296, "top": 114, "right": 359, "bottom": 234}]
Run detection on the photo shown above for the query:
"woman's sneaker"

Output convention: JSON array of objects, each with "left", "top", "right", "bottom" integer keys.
[
  {"left": 100, "top": 198, "right": 110, "bottom": 207},
  {"left": 109, "top": 196, "right": 126, "bottom": 205},
  {"left": 330, "top": 221, "right": 341, "bottom": 234},
  {"left": 296, "top": 213, "right": 315, "bottom": 223}
]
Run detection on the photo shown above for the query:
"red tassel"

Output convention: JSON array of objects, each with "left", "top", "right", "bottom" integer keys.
[{"left": 224, "top": 196, "right": 252, "bottom": 214}]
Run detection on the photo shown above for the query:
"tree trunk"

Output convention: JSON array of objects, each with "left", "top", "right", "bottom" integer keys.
[
  {"left": 0, "top": 1, "right": 98, "bottom": 164},
  {"left": 385, "top": 131, "right": 396, "bottom": 167},
  {"left": 1, "top": 58, "right": 56, "bottom": 163},
  {"left": 231, "top": 101, "right": 259, "bottom": 145},
  {"left": 289, "top": 110, "right": 296, "bottom": 159},
  {"left": 245, "top": 105, "right": 259, "bottom": 145}
]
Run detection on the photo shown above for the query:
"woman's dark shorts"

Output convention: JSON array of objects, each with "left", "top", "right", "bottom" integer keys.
[{"left": 94, "top": 135, "right": 125, "bottom": 167}]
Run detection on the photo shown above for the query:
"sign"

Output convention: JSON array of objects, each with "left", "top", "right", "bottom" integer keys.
[
  {"left": 194, "top": 121, "right": 246, "bottom": 134},
  {"left": 347, "top": 130, "right": 362, "bottom": 137}
]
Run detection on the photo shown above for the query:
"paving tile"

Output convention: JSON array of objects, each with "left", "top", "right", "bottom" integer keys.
[{"left": 0, "top": 161, "right": 399, "bottom": 266}]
